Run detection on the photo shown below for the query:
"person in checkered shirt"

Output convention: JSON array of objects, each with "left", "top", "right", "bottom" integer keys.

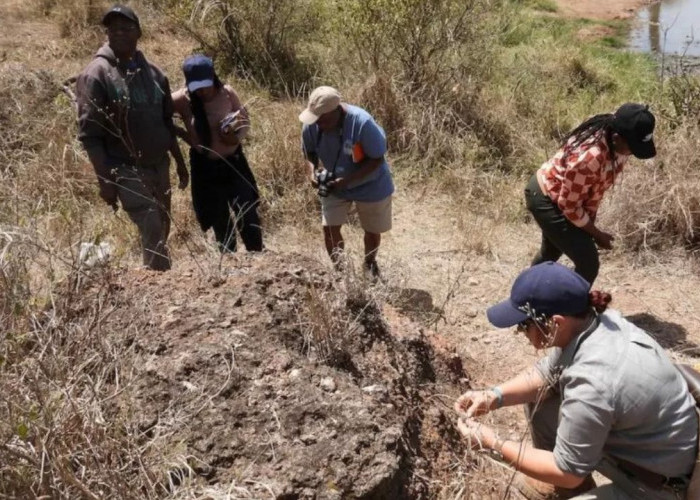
[{"left": 524, "top": 103, "right": 656, "bottom": 284}]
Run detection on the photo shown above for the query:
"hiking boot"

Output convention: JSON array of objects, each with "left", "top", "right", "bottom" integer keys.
[
  {"left": 363, "top": 259, "right": 382, "bottom": 283},
  {"left": 514, "top": 473, "right": 595, "bottom": 500}
]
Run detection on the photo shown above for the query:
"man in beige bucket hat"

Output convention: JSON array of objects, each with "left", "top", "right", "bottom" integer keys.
[{"left": 300, "top": 86, "right": 395, "bottom": 280}]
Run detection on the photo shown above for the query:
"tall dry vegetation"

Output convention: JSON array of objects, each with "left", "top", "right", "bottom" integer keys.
[
  {"left": 603, "top": 63, "right": 700, "bottom": 253},
  {"left": 3, "top": 0, "right": 700, "bottom": 496}
]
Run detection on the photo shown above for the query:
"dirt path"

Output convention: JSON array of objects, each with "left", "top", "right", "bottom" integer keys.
[{"left": 554, "top": 0, "right": 652, "bottom": 20}]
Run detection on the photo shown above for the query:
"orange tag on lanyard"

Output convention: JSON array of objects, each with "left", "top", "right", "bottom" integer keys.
[{"left": 352, "top": 143, "right": 365, "bottom": 163}]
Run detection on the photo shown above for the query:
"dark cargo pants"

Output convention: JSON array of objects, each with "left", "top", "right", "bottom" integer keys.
[
  {"left": 524, "top": 173, "right": 599, "bottom": 284},
  {"left": 114, "top": 158, "right": 171, "bottom": 271}
]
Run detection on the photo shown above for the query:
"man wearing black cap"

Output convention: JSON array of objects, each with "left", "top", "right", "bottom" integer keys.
[
  {"left": 76, "top": 4, "right": 188, "bottom": 271},
  {"left": 523, "top": 103, "right": 656, "bottom": 284}
]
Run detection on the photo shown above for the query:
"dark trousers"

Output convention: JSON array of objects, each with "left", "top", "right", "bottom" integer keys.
[
  {"left": 524, "top": 173, "right": 599, "bottom": 284},
  {"left": 190, "top": 147, "right": 263, "bottom": 253}
]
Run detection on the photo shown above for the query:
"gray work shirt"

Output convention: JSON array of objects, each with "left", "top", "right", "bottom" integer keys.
[{"left": 536, "top": 309, "right": 698, "bottom": 478}]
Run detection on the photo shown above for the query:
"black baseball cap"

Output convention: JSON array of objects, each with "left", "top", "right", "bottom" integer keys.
[
  {"left": 613, "top": 103, "right": 656, "bottom": 160},
  {"left": 486, "top": 262, "right": 591, "bottom": 328},
  {"left": 102, "top": 4, "right": 140, "bottom": 29}
]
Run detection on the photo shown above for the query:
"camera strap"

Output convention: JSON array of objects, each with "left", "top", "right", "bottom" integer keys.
[{"left": 316, "top": 107, "right": 346, "bottom": 176}]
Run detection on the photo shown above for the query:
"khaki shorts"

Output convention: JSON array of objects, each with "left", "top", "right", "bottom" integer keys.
[{"left": 321, "top": 195, "right": 392, "bottom": 234}]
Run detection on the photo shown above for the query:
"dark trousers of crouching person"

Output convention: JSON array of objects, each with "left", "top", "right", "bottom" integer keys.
[
  {"left": 189, "top": 147, "right": 262, "bottom": 253},
  {"left": 114, "top": 158, "right": 172, "bottom": 271},
  {"left": 524, "top": 173, "right": 599, "bottom": 284},
  {"left": 527, "top": 395, "right": 690, "bottom": 499}
]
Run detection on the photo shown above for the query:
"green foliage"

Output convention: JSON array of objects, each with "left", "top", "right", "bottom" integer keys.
[
  {"left": 526, "top": 0, "right": 557, "bottom": 12},
  {"left": 333, "top": 0, "right": 496, "bottom": 94}
]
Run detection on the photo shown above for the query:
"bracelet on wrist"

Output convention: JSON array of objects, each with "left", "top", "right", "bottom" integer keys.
[{"left": 490, "top": 386, "right": 504, "bottom": 408}]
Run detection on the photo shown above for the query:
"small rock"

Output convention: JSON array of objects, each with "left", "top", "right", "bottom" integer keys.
[
  {"left": 465, "top": 309, "right": 478, "bottom": 318},
  {"left": 220, "top": 319, "right": 232, "bottom": 328},
  {"left": 300, "top": 434, "right": 317, "bottom": 445},
  {"left": 160, "top": 317, "right": 181, "bottom": 329},
  {"left": 182, "top": 381, "right": 198, "bottom": 392},
  {"left": 362, "top": 384, "right": 386, "bottom": 394},
  {"left": 289, "top": 369, "right": 302, "bottom": 379},
  {"left": 470, "top": 336, "right": 479, "bottom": 341},
  {"left": 320, "top": 377, "right": 336, "bottom": 392},
  {"left": 467, "top": 278, "right": 479, "bottom": 286}
]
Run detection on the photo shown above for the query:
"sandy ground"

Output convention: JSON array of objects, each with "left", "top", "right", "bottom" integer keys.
[{"left": 555, "top": 0, "right": 653, "bottom": 20}]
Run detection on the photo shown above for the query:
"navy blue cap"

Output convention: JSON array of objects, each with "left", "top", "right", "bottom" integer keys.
[
  {"left": 102, "top": 4, "right": 140, "bottom": 29},
  {"left": 487, "top": 262, "right": 591, "bottom": 328},
  {"left": 182, "top": 54, "right": 215, "bottom": 93}
]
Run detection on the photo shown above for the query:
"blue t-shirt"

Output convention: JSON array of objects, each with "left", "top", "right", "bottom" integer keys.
[{"left": 301, "top": 104, "right": 395, "bottom": 202}]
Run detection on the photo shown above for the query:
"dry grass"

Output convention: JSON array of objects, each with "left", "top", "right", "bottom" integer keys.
[
  {"left": 0, "top": 263, "right": 161, "bottom": 498},
  {"left": 3, "top": 0, "right": 700, "bottom": 497},
  {"left": 603, "top": 119, "right": 700, "bottom": 252}
]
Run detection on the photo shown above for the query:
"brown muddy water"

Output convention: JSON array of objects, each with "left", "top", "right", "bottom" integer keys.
[{"left": 629, "top": 0, "right": 700, "bottom": 56}]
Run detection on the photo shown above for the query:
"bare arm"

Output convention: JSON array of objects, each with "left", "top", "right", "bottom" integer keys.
[
  {"left": 329, "top": 156, "right": 383, "bottom": 189},
  {"left": 458, "top": 420, "right": 585, "bottom": 489},
  {"left": 455, "top": 366, "right": 548, "bottom": 417},
  {"left": 580, "top": 220, "right": 614, "bottom": 249}
]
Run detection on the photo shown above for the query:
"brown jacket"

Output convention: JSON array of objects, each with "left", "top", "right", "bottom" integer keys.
[{"left": 76, "top": 44, "right": 175, "bottom": 174}]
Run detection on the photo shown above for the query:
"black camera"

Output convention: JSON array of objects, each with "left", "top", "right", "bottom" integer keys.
[{"left": 315, "top": 170, "right": 335, "bottom": 197}]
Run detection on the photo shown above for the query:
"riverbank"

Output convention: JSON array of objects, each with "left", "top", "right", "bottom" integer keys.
[{"left": 555, "top": 0, "right": 652, "bottom": 20}]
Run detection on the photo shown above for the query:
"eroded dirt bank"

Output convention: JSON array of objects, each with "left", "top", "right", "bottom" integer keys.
[{"left": 85, "top": 254, "right": 475, "bottom": 498}]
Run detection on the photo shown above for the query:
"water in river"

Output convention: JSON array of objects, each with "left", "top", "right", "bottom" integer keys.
[{"left": 629, "top": 0, "right": 700, "bottom": 57}]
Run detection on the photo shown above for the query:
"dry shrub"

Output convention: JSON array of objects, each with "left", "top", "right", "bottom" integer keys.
[
  {"left": 34, "top": 0, "right": 107, "bottom": 55},
  {"left": 603, "top": 121, "right": 700, "bottom": 251},
  {"left": 358, "top": 74, "right": 407, "bottom": 152},
  {"left": 163, "top": 0, "right": 323, "bottom": 96},
  {"left": 0, "top": 249, "right": 158, "bottom": 497},
  {"left": 667, "top": 63, "right": 700, "bottom": 125},
  {"left": 244, "top": 98, "right": 317, "bottom": 230}
]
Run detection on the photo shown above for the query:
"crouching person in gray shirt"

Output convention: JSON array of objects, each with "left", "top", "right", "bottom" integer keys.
[{"left": 454, "top": 262, "right": 698, "bottom": 500}]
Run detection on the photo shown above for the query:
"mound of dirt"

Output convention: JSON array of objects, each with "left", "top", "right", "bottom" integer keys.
[{"left": 94, "top": 253, "right": 473, "bottom": 498}]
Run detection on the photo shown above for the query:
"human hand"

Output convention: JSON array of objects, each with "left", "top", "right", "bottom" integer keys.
[
  {"left": 310, "top": 173, "right": 320, "bottom": 188},
  {"left": 328, "top": 177, "right": 349, "bottom": 190},
  {"left": 177, "top": 164, "right": 189, "bottom": 190},
  {"left": 594, "top": 230, "right": 614, "bottom": 250},
  {"left": 456, "top": 418, "right": 497, "bottom": 450},
  {"left": 454, "top": 390, "right": 498, "bottom": 418}
]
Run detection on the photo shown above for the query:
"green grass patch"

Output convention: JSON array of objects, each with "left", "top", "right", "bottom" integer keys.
[{"left": 526, "top": 0, "right": 558, "bottom": 12}]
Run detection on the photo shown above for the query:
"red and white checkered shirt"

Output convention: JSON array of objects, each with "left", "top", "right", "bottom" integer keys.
[{"left": 538, "top": 133, "right": 629, "bottom": 227}]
